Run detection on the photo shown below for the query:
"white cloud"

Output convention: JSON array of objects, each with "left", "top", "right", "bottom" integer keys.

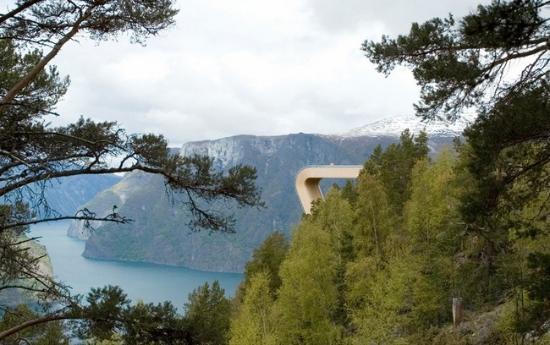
[{"left": 48, "top": 0, "right": 487, "bottom": 145}]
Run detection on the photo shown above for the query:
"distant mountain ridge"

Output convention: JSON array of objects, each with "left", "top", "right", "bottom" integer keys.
[
  {"left": 3, "top": 174, "right": 122, "bottom": 217},
  {"left": 42, "top": 175, "right": 122, "bottom": 216},
  {"left": 68, "top": 116, "right": 464, "bottom": 272}
]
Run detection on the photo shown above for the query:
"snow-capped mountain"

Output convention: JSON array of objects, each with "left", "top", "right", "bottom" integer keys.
[{"left": 343, "top": 114, "right": 475, "bottom": 138}]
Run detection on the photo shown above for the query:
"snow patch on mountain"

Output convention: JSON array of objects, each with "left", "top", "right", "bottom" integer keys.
[{"left": 343, "top": 115, "right": 475, "bottom": 138}]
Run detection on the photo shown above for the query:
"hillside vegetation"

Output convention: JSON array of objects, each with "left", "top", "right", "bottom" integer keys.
[
  {"left": 70, "top": 133, "right": 417, "bottom": 272},
  {"left": 230, "top": 130, "right": 549, "bottom": 345}
]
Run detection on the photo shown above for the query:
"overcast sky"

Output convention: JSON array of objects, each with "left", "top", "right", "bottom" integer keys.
[{"left": 49, "top": 0, "right": 487, "bottom": 145}]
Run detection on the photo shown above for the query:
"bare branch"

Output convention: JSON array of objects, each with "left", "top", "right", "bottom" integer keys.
[
  {"left": 1, "top": 214, "right": 131, "bottom": 232},
  {"left": 0, "top": 314, "right": 75, "bottom": 340}
]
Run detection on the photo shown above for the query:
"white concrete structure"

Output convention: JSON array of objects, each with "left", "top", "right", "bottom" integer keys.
[{"left": 295, "top": 165, "right": 362, "bottom": 214}]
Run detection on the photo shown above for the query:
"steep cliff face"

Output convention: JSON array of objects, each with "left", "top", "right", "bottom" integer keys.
[{"left": 71, "top": 117, "right": 466, "bottom": 272}]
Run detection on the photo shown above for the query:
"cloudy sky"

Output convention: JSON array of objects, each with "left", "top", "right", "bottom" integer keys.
[{"left": 50, "top": 0, "right": 487, "bottom": 145}]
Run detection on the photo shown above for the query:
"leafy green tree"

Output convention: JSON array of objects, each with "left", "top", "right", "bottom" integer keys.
[
  {"left": 229, "top": 272, "right": 276, "bottom": 345},
  {"left": 346, "top": 255, "right": 417, "bottom": 345},
  {"left": 35, "top": 323, "right": 71, "bottom": 345},
  {"left": 238, "top": 232, "right": 288, "bottom": 301},
  {"left": 233, "top": 192, "right": 354, "bottom": 345},
  {"left": 363, "top": 0, "right": 549, "bottom": 240},
  {"left": 363, "top": 130, "right": 429, "bottom": 213},
  {"left": 313, "top": 191, "right": 355, "bottom": 329},
  {"left": 274, "top": 222, "right": 342, "bottom": 344},
  {"left": 353, "top": 174, "right": 396, "bottom": 261},
  {"left": 0, "top": 0, "right": 178, "bottom": 107},
  {"left": 0, "top": 304, "right": 69, "bottom": 345},
  {"left": 363, "top": 0, "right": 548, "bottom": 122},
  {"left": 340, "top": 181, "right": 358, "bottom": 206},
  {"left": 402, "top": 151, "right": 462, "bottom": 328},
  {"left": 184, "top": 281, "right": 232, "bottom": 345},
  {"left": 404, "top": 151, "right": 462, "bottom": 254},
  {"left": 122, "top": 300, "right": 189, "bottom": 345},
  {"left": 348, "top": 152, "right": 460, "bottom": 343}
]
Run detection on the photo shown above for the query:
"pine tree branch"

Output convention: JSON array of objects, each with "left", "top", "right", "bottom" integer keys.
[
  {"left": 0, "top": 314, "right": 77, "bottom": 340},
  {"left": 0, "top": 0, "right": 44, "bottom": 25},
  {"left": 1, "top": 5, "right": 94, "bottom": 109},
  {"left": 0, "top": 285, "right": 48, "bottom": 293},
  {"left": 0, "top": 214, "right": 131, "bottom": 232}
]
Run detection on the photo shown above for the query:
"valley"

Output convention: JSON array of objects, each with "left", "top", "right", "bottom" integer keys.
[{"left": 67, "top": 116, "right": 465, "bottom": 273}]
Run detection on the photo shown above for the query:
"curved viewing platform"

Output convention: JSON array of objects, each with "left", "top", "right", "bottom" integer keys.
[{"left": 295, "top": 165, "right": 363, "bottom": 214}]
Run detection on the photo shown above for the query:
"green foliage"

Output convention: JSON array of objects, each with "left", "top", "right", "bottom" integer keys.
[
  {"left": 78, "top": 286, "right": 130, "bottom": 340},
  {"left": 362, "top": 130, "right": 429, "bottom": 212},
  {"left": 346, "top": 150, "right": 459, "bottom": 344},
  {"left": 0, "top": 305, "right": 69, "bottom": 345},
  {"left": 74, "top": 282, "right": 232, "bottom": 344},
  {"left": 340, "top": 181, "right": 358, "bottom": 206},
  {"left": 1, "top": 282, "right": 231, "bottom": 344},
  {"left": 461, "top": 83, "right": 550, "bottom": 231},
  {"left": 405, "top": 151, "right": 461, "bottom": 250},
  {"left": 229, "top": 272, "right": 276, "bottom": 345},
  {"left": 273, "top": 193, "right": 348, "bottom": 345},
  {"left": 185, "top": 281, "right": 232, "bottom": 345},
  {"left": 0, "top": 39, "right": 68, "bottom": 121},
  {"left": 312, "top": 191, "right": 355, "bottom": 329},
  {"left": 402, "top": 151, "right": 461, "bottom": 325},
  {"left": 353, "top": 173, "right": 396, "bottom": 260},
  {"left": 348, "top": 255, "right": 419, "bottom": 345},
  {"left": 239, "top": 232, "right": 288, "bottom": 300}
]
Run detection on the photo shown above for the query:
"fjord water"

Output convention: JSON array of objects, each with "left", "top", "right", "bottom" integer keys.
[{"left": 29, "top": 223, "right": 243, "bottom": 308}]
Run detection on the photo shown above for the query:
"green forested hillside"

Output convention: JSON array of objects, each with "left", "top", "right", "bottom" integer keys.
[
  {"left": 229, "top": 130, "right": 549, "bottom": 345},
  {"left": 73, "top": 133, "right": 420, "bottom": 272}
]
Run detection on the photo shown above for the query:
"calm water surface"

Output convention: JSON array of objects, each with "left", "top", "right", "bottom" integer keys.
[{"left": 29, "top": 223, "right": 243, "bottom": 308}]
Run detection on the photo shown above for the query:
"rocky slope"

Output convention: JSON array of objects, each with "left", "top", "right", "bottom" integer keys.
[{"left": 70, "top": 117, "right": 467, "bottom": 272}]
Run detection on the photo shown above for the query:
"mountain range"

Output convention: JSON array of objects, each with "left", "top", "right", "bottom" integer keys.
[{"left": 67, "top": 116, "right": 469, "bottom": 272}]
